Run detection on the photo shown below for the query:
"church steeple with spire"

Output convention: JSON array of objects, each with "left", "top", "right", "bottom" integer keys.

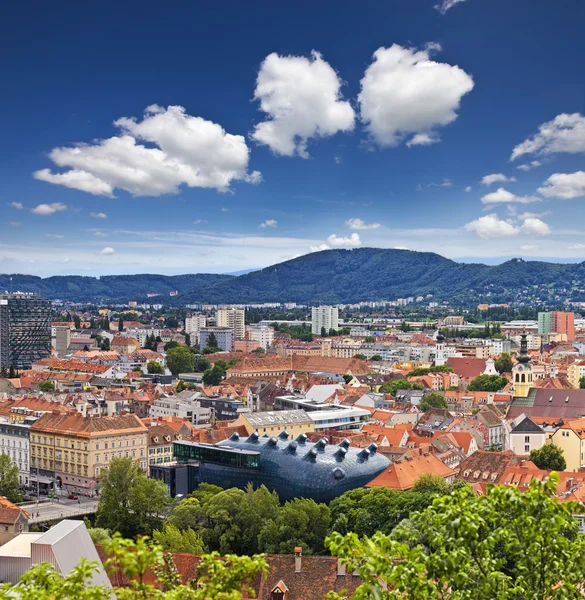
[{"left": 512, "top": 328, "right": 533, "bottom": 398}]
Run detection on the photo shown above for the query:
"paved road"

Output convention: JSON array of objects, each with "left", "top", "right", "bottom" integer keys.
[{"left": 25, "top": 497, "right": 99, "bottom": 524}]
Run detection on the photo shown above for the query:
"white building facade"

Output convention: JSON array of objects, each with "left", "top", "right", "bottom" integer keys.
[{"left": 311, "top": 306, "right": 339, "bottom": 335}]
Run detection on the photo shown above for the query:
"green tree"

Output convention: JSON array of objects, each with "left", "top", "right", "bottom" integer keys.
[
  {"left": 411, "top": 473, "right": 449, "bottom": 495},
  {"left": 0, "top": 454, "right": 22, "bottom": 503},
  {"left": 73, "top": 314, "right": 81, "bottom": 329},
  {"left": 321, "top": 326, "right": 327, "bottom": 337},
  {"left": 258, "top": 497, "right": 330, "bottom": 555},
  {"left": 467, "top": 374, "right": 508, "bottom": 392},
  {"left": 164, "top": 340, "right": 179, "bottom": 352},
  {"left": 147, "top": 360, "right": 164, "bottom": 375},
  {"left": 39, "top": 380, "right": 55, "bottom": 393},
  {"left": 0, "top": 366, "right": 7, "bottom": 378},
  {"left": 152, "top": 525, "right": 205, "bottom": 554},
  {"left": 184, "top": 332, "right": 191, "bottom": 347},
  {"left": 166, "top": 346, "right": 195, "bottom": 376},
  {"left": 379, "top": 379, "right": 410, "bottom": 397},
  {"left": 96, "top": 457, "right": 170, "bottom": 537},
  {"left": 530, "top": 443, "right": 566, "bottom": 471},
  {"left": 370, "top": 354, "right": 382, "bottom": 361},
  {"left": 100, "top": 337, "right": 110, "bottom": 351},
  {"left": 354, "top": 353, "right": 367, "bottom": 360},
  {"left": 494, "top": 351, "right": 514, "bottom": 374},
  {"left": 87, "top": 527, "right": 111, "bottom": 545},
  {"left": 203, "top": 365, "right": 225, "bottom": 386},
  {"left": 342, "top": 374, "right": 353, "bottom": 384},
  {"left": 8, "top": 365, "right": 17, "bottom": 379},
  {"left": 419, "top": 392, "right": 448, "bottom": 413},
  {"left": 193, "top": 355, "right": 211, "bottom": 372},
  {"left": 327, "top": 474, "right": 585, "bottom": 599},
  {"left": 365, "top": 336, "right": 375, "bottom": 343},
  {"left": 579, "top": 375, "right": 585, "bottom": 389},
  {"left": 206, "top": 332, "right": 219, "bottom": 350},
  {"left": 118, "top": 317, "right": 124, "bottom": 332}
]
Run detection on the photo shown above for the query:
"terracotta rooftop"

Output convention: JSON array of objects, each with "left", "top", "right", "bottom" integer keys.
[
  {"left": 366, "top": 450, "right": 456, "bottom": 491},
  {"left": 446, "top": 357, "right": 488, "bottom": 380},
  {"left": 31, "top": 412, "right": 147, "bottom": 437},
  {"left": 0, "top": 497, "right": 29, "bottom": 524}
]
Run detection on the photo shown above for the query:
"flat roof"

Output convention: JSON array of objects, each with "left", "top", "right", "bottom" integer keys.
[{"left": 0, "top": 533, "right": 42, "bottom": 558}]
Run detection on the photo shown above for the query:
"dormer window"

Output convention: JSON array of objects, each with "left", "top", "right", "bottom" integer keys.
[{"left": 271, "top": 581, "right": 289, "bottom": 600}]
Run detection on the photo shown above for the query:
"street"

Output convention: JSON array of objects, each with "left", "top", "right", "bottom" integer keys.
[{"left": 25, "top": 496, "right": 99, "bottom": 524}]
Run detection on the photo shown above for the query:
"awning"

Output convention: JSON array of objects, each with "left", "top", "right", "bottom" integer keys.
[{"left": 29, "top": 475, "right": 53, "bottom": 485}]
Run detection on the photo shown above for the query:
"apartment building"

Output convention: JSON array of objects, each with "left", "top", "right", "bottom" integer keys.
[
  {"left": 538, "top": 311, "right": 575, "bottom": 342},
  {"left": 248, "top": 325, "right": 274, "bottom": 350},
  {"left": 184, "top": 314, "right": 207, "bottom": 342},
  {"left": 30, "top": 413, "right": 148, "bottom": 495},
  {"left": 216, "top": 308, "right": 245, "bottom": 340},
  {"left": 149, "top": 392, "right": 212, "bottom": 425},
  {"left": 199, "top": 327, "right": 233, "bottom": 352},
  {"left": 0, "top": 417, "right": 32, "bottom": 486},
  {"left": 311, "top": 306, "right": 339, "bottom": 335}
]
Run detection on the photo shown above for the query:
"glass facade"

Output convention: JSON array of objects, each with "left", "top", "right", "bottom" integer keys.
[
  {"left": 174, "top": 441, "right": 260, "bottom": 469},
  {"left": 169, "top": 434, "right": 390, "bottom": 503},
  {"left": 0, "top": 295, "right": 51, "bottom": 369}
]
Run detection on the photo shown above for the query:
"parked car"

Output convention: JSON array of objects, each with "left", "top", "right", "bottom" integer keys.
[{"left": 67, "top": 494, "right": 78, "bottom": 500}]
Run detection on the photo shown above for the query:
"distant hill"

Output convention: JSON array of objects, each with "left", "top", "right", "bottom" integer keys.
[{"left": 2, "top": 248, "right": 585, "bottom": 304}]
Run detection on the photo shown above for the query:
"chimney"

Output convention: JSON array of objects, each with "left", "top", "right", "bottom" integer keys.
[
  {"left": 294, "top": 547, "right": 302, "bottom": 573},
  {"left": 337, "top": 559, "right": 346, "bottom": 576}
]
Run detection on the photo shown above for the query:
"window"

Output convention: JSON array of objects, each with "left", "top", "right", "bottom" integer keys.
[{"left": 525, "top": 436, "right": 530, "bottom": 443}]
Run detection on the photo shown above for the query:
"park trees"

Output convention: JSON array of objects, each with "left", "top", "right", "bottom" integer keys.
[
  {"left": 327, "top": 474, "right": 585, "bottom": 599},
  {"left": 95, "top": 457, "right": 170, "bottom": 537},
  {"left": 467, "top": 374, "right": 508, "bottom": 392}
]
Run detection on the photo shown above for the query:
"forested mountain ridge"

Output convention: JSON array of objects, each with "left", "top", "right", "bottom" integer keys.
[{"left": 2, "top": 248, "right": 584, "bottom": 304}]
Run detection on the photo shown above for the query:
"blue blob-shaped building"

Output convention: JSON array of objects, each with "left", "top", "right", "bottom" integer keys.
[{"left": 156, "top": 431, "right": 390, "bottom": 503}]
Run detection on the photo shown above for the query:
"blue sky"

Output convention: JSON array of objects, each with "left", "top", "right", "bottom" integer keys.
[{"left": 1, "top": 0, "right": 584, "bottom": 276}]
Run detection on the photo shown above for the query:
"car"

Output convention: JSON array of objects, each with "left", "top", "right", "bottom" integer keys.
[{"left": 67, "top": 494, "right": 78, "bottom": 500}]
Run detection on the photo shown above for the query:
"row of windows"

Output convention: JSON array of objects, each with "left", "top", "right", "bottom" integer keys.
[
  {"left": 95, "top": 449, "right": 144, "bottom": 462},
  {"left": 32, "top": 436, "right": 145, "bottom": 450},
  {"left": 148, "top": 447, "right": 171, "bottom": 455},
  {"left": 0, "top": 439, "right": 24, "bottom": 448}
]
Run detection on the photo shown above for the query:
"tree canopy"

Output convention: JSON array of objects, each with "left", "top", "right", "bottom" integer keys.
[
  {"left": 529, "top": 443, "right": 566, "bottom": 471},
  {"left": 95, "top": 457, "right": 171, "bottom": 537},
  {"left": 418, "top": 392, "right": 448, "bottom": 412},
  {"left": 0, "top": 454, "right": 22, "bottom": 503},
  {"left": 327, "top": 474, "right": 585, "bottom": 599},
  {"left": 494, "top": 352, "right": 513, "bottom": 374},
  {"left": 146, "top": 360, "right": 164, "bottom": 374},
  {"left": 467, "top": 374, "right": 508, "bottom": 392},
  {"left": 166, "top": 346, "right": 195, "bottom": 376}
]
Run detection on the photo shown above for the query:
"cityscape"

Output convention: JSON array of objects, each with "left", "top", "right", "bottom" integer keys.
[{"left": 1, "top": 0, "right": 585, "bottom": 598}]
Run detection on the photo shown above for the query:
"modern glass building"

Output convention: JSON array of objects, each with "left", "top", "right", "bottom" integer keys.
[
  {"left": 151, "top": 433, "right": 390, "bottom": 503},
  {"left": 0, "top": 294, "right": 51, "bottom": 370}
]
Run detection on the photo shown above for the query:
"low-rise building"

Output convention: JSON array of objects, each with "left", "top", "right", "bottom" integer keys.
[
  {"left": 149, "top": 392, "right": 212, "bottom": 425},
  {"left": 233, "top": 410, "right": 315, "bottom": 436},
  {"left": 0, "top": 497, "right": 29, "bottom": 546}
]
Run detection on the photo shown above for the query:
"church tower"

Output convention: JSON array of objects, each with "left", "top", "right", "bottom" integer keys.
[
  {"left": 512, "top": 329, "right": 533, "bottom": 398},
  {"left": 435, "top": 327, "right": 447, "bottom": 367}
]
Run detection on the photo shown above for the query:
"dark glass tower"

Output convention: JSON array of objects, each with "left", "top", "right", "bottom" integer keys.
[{"left": 0, "top": 294, "right": 51, "bottom": 370}]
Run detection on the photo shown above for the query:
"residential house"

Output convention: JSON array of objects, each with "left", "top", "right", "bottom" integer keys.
[
  {"left": 549, "top": 418, "right": 585, "bottom": 472},
  {"left": 0, "top": 497, "right": 29, "bottom": 546},
  {"left": 366, "top": 449, "right": 456, "bottom": 491},
  {"left": 505, "top": 414, "right": 546, "bottom": 455}
]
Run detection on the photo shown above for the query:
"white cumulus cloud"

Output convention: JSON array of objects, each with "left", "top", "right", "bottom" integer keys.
[
  {"left": 90, "top": 212, "right": 108, "bottom": 219},
  {"left": 326, "top": 233, "right": 361, "bottom": 247},
  {"left": 31, "top": 202, "right": 67, "bottom": 215},
  {"left": 481, "top": 187, "right": 540, "bottom": 205},
  {"left": 406, "top": 133, "right": 440, "bottom": 147},
  {"left": 520, "top": 217, "right": 551, "bottom": 236},
  {"left": 465, "top": 213, "right": 551, "bottom": 239},
  {"left": 10, "top": 202, "right": 24, "bottom": 210},
  {"left": 481, "top": 173, "right": 516, "bottom": 186},
  {"left": 464, "top": 186, "right": 472, "bottom": 192},
  {"left": 517, "top": 160, "right": 542, "bottom": 172},
  {"left": 93, "top": 231, "right": 108, "bottom": 237},
  {"left": 34, "top": 105, "right": 261, "bottom": 196},
  {"left": 358, "top": 44, "right": 474, "bottom": 147},
  {"left": 99, "top": 247, "right": 115, "bottom": 255},
  {"left": 435, "top": 0, "right": 466, "bottom": 14},
  {"left": 193, "top": 219, "right": 208, "bottom": 225},
  {"left": 465, "top": 214, "right": 519, "bottom": 239},
  {"left": 259, "top": 219, "right": 278, "bottom": 228},
  {"left": 537, "top": 171, "right": 585, "bottom": 200},
  {"left": 252, "top": 51, "right": 355, "bottom": 158},
  {"left": 346, "top": 218, "right": 381, "bottom": 230},
  {"left": 511, "top": 113, "right": 585, "bottom": 161}
]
